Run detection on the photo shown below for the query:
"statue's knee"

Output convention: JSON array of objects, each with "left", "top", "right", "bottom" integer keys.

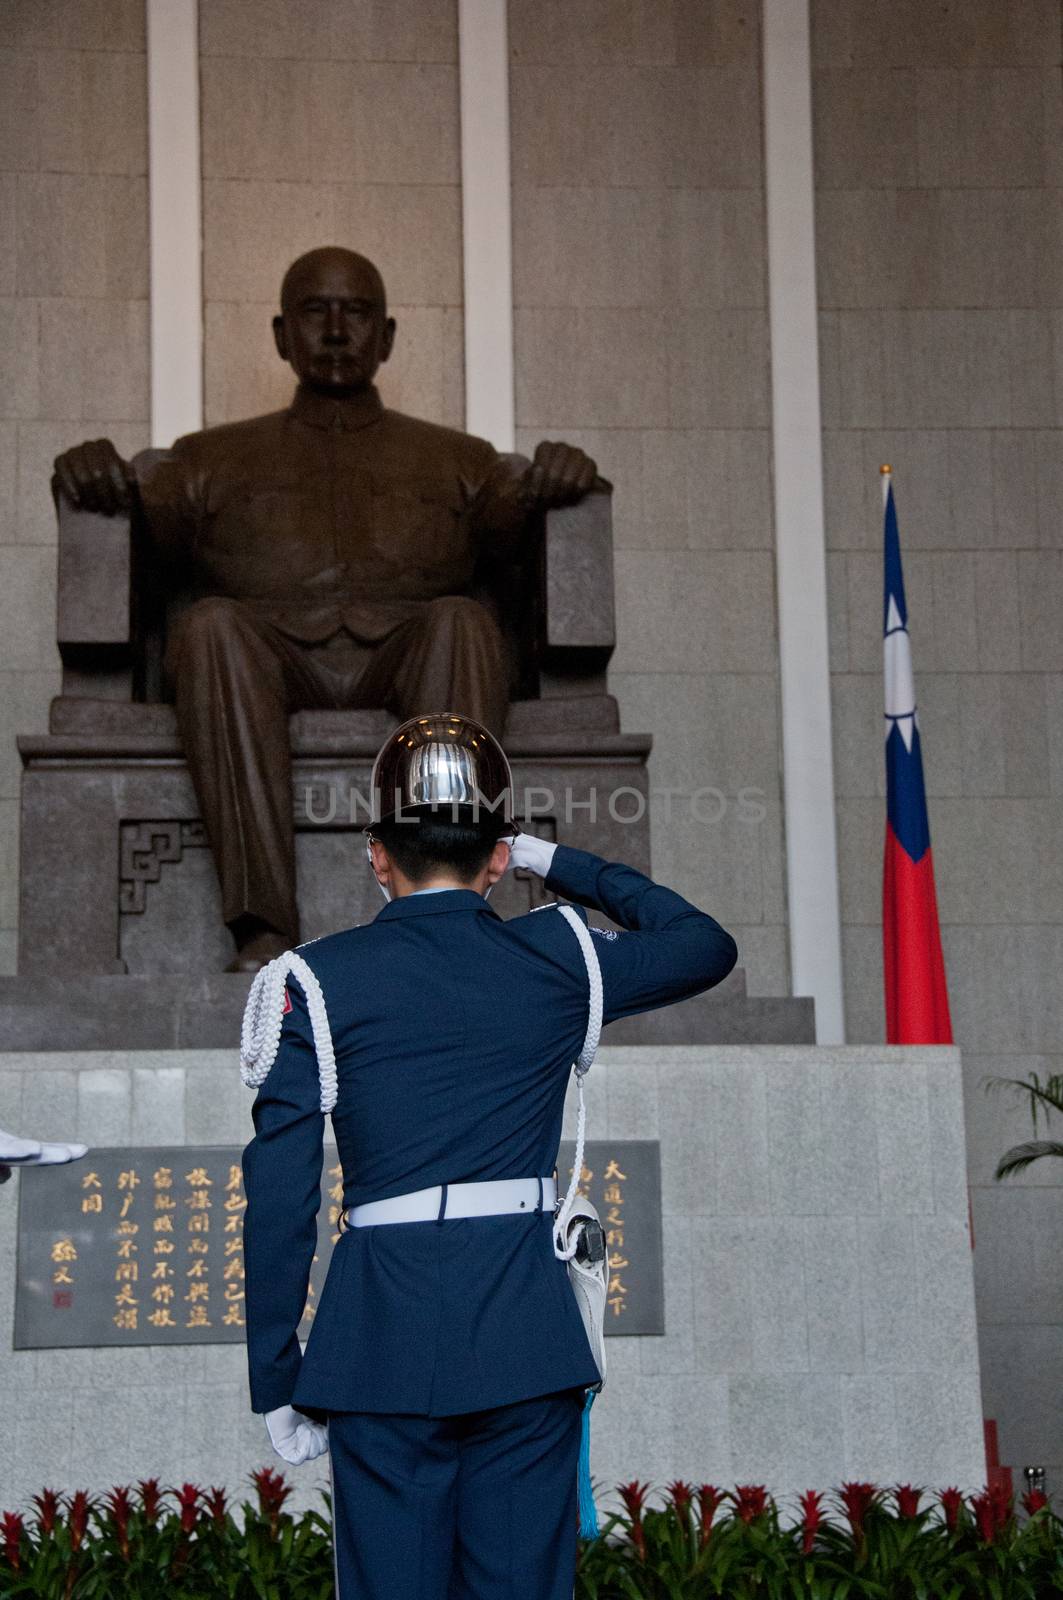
[
  {"left": 170, "top": 596, "right": 248, "bottom": 645},
  {"left": 164, "top": 596, "right": 253, "bottom": 674},
  {"left": 424, "top": 595, "right": 499, "bottom": 641}
]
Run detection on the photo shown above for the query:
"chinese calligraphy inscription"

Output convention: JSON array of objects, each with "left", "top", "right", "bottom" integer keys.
[{"left": 16, "top": 1141, "right": 663, "bottom": 1347}]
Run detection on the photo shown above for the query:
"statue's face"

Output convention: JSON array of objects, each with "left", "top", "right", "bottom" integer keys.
[{"left": 273, "top": 252, "right": 395, "bottom": 395}]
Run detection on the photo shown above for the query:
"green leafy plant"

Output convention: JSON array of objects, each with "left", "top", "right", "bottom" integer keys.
[
  {"left": 984, "top": 1069, "right": 1063, "bottom": 1179},
  {"left": 2, "top": 1471, "right": 1060, "bottom": 1598}
]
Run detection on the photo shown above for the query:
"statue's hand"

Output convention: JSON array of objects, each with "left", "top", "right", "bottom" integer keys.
[
  {"left": 52, "top": 438, "right": 137, "bottom": 515},
  {"left": 519, "top": 441, "right": 598, "bottom": 509}
]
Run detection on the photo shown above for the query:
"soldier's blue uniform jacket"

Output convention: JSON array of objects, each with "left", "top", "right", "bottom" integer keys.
[{"left": 241, "top": 843, "right": 738, "bottom": 1420}]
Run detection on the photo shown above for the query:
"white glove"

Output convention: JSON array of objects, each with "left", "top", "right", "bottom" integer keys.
[
  {"left": 507, "top": 833, "right": 558, "bottom": 878},
  {"left": 264, "top": 1404, "right": 329, "bottom": 1465},
  {"left": 0, "top": 1127, "right": 88, "bottom": 1164}
]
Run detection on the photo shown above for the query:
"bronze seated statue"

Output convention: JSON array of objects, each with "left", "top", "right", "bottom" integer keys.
[{"left": 24, "top": 248, "right": 652, "bottom": 978}]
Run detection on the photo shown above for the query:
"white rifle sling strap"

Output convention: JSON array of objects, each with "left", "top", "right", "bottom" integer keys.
[
  {"left": 552, "top": 905, "right": 604, "bottom": 1261},
  {"left": 240, "top": 951, "right": 338, "bottom": 1114}
]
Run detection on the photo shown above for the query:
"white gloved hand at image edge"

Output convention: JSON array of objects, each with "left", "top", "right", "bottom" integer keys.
[
  {"left": 0, "top": 1127, "right": 88, "bottom": 1164},
  {"left": 265, "top": 1403, "right": 329, "bottom": 1465},
  {"left": 506, "top": 834, "right": 558, "bottom": 878}
]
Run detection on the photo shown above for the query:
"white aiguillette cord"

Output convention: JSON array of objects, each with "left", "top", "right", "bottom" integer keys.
[
  {"left": 240, "top": 951, "right": 338, "bottom": 1114},
  {"left": 552, "top": 906, "right": 603, "bottom": 1262}
]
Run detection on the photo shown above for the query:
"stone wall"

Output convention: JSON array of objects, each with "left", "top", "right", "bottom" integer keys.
[
  {"left": 0, "top": 0, "right": 150, "bottom": 974},
  {"left": 508, "top": 0, "right": 787, "bottom": 1000},
  {"left": 811, "top": 0, "right": 1063, "bottom": 1488},
  {"left": 199, "top": 0, "right": 464, "bottom": 429}
]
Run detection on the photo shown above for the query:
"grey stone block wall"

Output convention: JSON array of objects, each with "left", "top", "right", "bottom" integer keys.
[
  {"left": 563, "top": 1045, "right": 984, "bottom": 1508},
  {"left": 0, "top": 1, "right": 150, "bottom": 975},
  {"left": 508, "top": 0, "right": 788, "bottom": 1000},
  {"left": 0, "top": 1044, "right": 985, "bottom": 1517},
  {"left": 199, "top": 0, "right": 465, "bottom": 431},
  {"left": 812, "top": 0, "right": 1063, "bottom": 1494}
]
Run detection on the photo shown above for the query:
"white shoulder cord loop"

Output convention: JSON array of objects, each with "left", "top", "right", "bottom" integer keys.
[
  {"left": 553, "top": 906, "right": 603, "bottom": 1261},
  {"left": 240, "top": 951, "right": 338, "bottom": 1114}
]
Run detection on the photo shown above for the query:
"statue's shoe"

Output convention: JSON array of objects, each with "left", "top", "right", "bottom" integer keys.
[{"left": 225, "top": 930, "right": 291, "bottom": 972}]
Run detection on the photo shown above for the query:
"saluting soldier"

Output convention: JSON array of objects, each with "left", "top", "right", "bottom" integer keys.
[{"left": 239, "top": 712, "right": 738, "bottom": 1599}]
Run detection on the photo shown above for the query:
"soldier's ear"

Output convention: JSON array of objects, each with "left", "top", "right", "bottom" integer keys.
[
  {"left": 380, "top": 316, "right": 396, "bottom": 364},
  {"left": 272, "top": 314, "right": 289, "bottom": 362},
  {"left": 366, "top": 835, "right": 389, "bottom": 881},
  {"left": 486, "top": 837, "right": 511, "bottom": 887}
]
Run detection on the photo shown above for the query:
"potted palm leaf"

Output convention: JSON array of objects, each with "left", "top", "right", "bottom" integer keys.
[{"left": 985, "top": 1071, "right": 1063, "bottom": 1178}]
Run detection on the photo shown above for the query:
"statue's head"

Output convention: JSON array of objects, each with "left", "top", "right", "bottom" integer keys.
[{"left": 272, "top": 247, "right": 396, "bottom": 396}]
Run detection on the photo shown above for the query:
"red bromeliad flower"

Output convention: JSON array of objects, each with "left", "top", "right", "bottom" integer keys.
[
  {"left": 252, "top": 1467, "right": 293, "bottom": 1536},
  {"left": 31, "top": 1489, "right": 61, "bottom": 1536},
  {"left": 253, "top": 1466, "right": 293, "bottom": 1513},
  {"left": 970, "top": 1481, "right": 1013, "bottom": 1544},
  {"left": 104, "top": 1487, "right": 134, "bottom": 1559},
  {"left": 617, "top": 1481, "right": 649, "bottom": 1560},
  {"left": 696, "top": 1484, "right": 723, "bottom": 1547},
  {"left": 894, "top": 1483, "right": 923, "bottom": 1519},
  {"left": 1023, "top": 1488, "right": 1049, "bottom": 1516},
  {"left": 666, "top": 1480, "right": 694, "bottom": 1515},
  {"left": 733, "top": 1484, "right": 770, "bottom": 1524},
  {"left": 66, "top": 1492, "right": 91, "bottom": 1552},
  {"left": 838, "top": 1481, "right": 877, "bottom": 1539},
  {"left": 1, "top": 1512, "right": 23, "bottom": 1572},
  {"left": 204, "top": 1486, "right": 228, "bottom": 1525},
  {"left": 970, "top": 1490, "right": 997, "bottom": 1543},
  {"left": 938, "top": 1485, "right": 963, "bottom": 1532},
  {"left": 798, "top": 1489, "right": 823, "bottom": 1554},
  {"left": 990, "top": 1480, "right": 1013, "bottom": 1526},
  {"left": 137, "top": 1478, "right": 162, "bottom": 1524},
  {"left": 617, "top": 1480, "right": 649, "bottom": 1520},
  {"left": 175, "top": 1483, "right": 200, "bottom": 1535}
]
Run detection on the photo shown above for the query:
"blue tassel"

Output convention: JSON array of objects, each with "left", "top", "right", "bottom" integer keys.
[{"left": 577, "top": 1389, "right": 599, "bottom": 1539}]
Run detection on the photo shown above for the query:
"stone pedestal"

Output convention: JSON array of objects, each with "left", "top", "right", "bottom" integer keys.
[
  {"left": 16, "top": 698, "right": 652, "bottom": 977},
  {"left": 10, "top": 696, "right": 815, "bottom": 1046}
]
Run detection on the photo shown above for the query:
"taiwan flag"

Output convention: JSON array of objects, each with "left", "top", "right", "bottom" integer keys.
[{"left": 882, "top": 471, "right": 953, "bottom": 1044}]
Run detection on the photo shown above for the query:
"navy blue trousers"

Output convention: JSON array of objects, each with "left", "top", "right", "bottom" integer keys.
[{"left": 327, "top": 1387, "right": 585, "bottom": 1599}]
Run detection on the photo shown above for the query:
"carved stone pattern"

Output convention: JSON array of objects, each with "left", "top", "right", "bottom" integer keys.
[{"left": 119, "top": 821, "right": 210, "bottom": 915}]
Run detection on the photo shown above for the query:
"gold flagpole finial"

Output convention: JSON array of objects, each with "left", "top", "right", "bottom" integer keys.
[{"left": 880, "top": 463, "right": 892, "bottom": 475}]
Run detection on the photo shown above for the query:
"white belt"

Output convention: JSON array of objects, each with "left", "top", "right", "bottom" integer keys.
[{"left": 342, "top": 1176, "right": 557, "bottom": 1229}]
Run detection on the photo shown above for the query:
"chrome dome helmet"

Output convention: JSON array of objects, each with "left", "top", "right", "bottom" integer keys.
[{"left": 365, "top": 711, "right": 517, "bottom": 835}]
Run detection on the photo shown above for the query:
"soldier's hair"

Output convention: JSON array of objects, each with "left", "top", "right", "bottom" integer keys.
[{"left": 372, "top": 811, "right": 510, "bottom": 885}]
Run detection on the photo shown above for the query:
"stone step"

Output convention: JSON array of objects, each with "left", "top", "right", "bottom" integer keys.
[{"left": 0, "top": 968, "right": 817, "bottom": 1052}]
